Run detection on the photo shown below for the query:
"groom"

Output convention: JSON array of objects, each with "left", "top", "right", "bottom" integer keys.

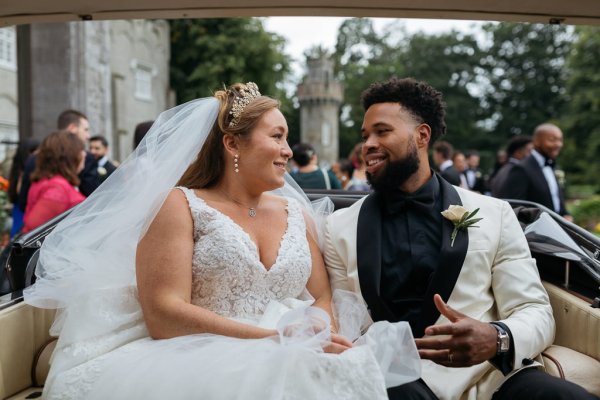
[{"left": 324, "top": 78, "right": 596, "bottom": 399}]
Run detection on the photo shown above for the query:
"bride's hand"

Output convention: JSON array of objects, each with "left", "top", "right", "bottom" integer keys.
[{"left": 323, "top": 334, "right": 353, "bottom": 354}]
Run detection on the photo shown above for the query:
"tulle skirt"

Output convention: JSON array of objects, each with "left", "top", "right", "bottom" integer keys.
[{"left": 44, "top": 291, "right": 421, "bottom": 400}]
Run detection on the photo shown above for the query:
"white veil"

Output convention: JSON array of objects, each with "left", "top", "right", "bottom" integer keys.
[{"left": 23, "top": 96, "right": 334, "bottom": 378}]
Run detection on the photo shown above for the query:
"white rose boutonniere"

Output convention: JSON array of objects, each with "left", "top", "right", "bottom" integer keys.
[
  {"left": 97, "top": 166, "right": 107, "bottom": 176},
  {"left": 441, "top": 205, "right": 483, "bottom": 247},
  {"left": 554, "top": 169, "right": 565, "bottom": 188}
]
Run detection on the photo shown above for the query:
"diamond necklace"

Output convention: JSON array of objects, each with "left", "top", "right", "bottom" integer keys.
[{"left": 219, "top": 189, "right": 259, "bottom": 217}]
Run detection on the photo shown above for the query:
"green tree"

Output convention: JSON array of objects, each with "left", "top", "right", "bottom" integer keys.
[
  {"left": 398, "top": 31, "right": 487, "bottom": 150},
  {"left": 333, "top": 19, "right": 486, "bottom": 159},
  {"left": 561, "top": 27, "right": 600, "bottom": 189},
  {"left": 480, "top": 23, "right": 572, "bottom": 138},
  {"left": 170, "top": 18, "right": 290, "bottom": 103},
  {"left": 333, "top": 18, "right": 402, "bottom": 157}
]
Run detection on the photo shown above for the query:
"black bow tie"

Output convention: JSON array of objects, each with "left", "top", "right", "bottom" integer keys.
[
  {"left": 544, "top": 158, "right": 555, "bottom": 169},
  {"left": 385, "top": 189, "right": 436, "bottom": 215}
]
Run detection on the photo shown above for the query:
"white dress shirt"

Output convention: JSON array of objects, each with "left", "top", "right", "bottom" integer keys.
[
  {"left": 439, "top": 159, "right": 453, "bottom": 171},
  {"left": 531, "top": 149, "right": 560, "bottom": 212}
]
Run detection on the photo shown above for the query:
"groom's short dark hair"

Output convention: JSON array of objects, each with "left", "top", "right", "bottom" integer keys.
[{"left": 361, "top": 78, "right": 447, "bottom": 144}]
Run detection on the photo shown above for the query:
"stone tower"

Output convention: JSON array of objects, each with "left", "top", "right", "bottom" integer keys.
[{"left": 296, "top": 55, "right": 343, "bottom": 166}]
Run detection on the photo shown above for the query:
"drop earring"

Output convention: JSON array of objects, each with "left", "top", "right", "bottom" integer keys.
[{"left": 234, "top": 154, "right": 239, "bottom": 173}]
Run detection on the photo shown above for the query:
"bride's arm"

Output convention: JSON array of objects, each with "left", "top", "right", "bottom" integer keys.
[
  {"left": 304, "top": 233, "right": 336, "bottom": 327},
  {"left": 305, "top": 231, "right": 353, "bottom": 353},
  {"left": 136, "top": 189, "right": 276, "bottom": 340},
  {"left": 301, "top": 209, "right": 338, "bottom": 331}
]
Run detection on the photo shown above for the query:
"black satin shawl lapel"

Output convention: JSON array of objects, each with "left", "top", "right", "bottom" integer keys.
[
  {"left": 412, "top": 176, "right": 469, "bottom": 338},
  {"left": 356, "top": 192, "right": 384, "bottom": 316}
]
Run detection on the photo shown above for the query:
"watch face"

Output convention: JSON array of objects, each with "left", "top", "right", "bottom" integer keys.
[
  {"left": 492, "top": 323, "right": 510, "bottom": 354},
  {"left": 499, "top": 333, "right": 510, "bottom": 352}
]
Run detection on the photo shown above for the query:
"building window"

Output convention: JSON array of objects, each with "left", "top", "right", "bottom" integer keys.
[
  {"left": 0, "top": 27, "right": 17, "bottom": 71},
  {"left": 131, "top": 60, "right": 155, "bottom": 101},
  {"left": 321, "top": 121, "right": 331, "bottom": 146}
]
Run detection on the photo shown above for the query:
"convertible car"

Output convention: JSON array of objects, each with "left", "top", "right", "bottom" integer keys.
[
  {"left": 1, "top": 1, "right": 600, "bottom": 399},
  {"left": 0, "top": 191, "right": 599, "bottom": 399}
]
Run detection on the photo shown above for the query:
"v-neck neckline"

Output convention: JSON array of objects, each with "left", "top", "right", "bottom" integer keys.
[{"left": 190, "top": 189, "right": 290, "bottom": 272}]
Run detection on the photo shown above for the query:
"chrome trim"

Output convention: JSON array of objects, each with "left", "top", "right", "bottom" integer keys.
[{"left": 0, "top": 291, "right": 23, "bottom": 311}]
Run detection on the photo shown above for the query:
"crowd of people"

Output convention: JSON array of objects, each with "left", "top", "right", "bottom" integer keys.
[
  {"left": 4, "top": 111, "right": 154, "bottom": 236},
  {"left": 2, "top": 87, "right": 571, "bottom": 239},
  {"left": 290, "top": 122, "right": 570, "bottom": 222}
]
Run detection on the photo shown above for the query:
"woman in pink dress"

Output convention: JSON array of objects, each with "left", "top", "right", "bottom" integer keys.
[{"left": 23, "top": 131, "right": 86, "bottom": 232}]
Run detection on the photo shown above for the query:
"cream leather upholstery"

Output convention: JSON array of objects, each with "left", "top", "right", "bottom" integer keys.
[
  {"left": 543, "top": 345, "right": 600, "bottom": 396},
  {"left": 542, "top": 281, "right": 600, "bottom": 396},
  {"left": 33, "top": 339, "right": 57, "bottom": 387},
  {"left": 5, "top": 388, "right": 43, "bottom": 400},
  {"left": 543, "top": 282, "right": 600, "bottom": 361},
  {"left": 1, "top": 282, "right": 600, "bottom": 399},
  {"left": 0, "top": 303, "right": 55, "bottom": 399}
]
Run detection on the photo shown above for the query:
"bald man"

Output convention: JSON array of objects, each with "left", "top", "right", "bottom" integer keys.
[{"left": 500, "top": 124, "right": 569, "bottom": 217}]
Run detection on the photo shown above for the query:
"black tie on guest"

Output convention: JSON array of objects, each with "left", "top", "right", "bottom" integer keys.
[{"left": 544, "top": 158, "right": 555, "bottom": 169}]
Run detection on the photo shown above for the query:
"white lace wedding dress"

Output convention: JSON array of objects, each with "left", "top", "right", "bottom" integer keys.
[{"left": 43, "top": 188, "right": 420, "bottom": 400}]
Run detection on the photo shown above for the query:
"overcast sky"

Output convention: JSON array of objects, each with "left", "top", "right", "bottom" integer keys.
[{"left": 264, "top": 17, "right": 485, "bottom": 80}]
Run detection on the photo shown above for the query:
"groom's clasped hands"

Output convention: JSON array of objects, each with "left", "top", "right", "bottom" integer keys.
[{"left": 415, "top": 294, "right": 498, "bottom": 368}]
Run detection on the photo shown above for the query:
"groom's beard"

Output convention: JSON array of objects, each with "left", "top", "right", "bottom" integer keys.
[{"left": 366, "top": 142, "right": 420, "bottom": 194}]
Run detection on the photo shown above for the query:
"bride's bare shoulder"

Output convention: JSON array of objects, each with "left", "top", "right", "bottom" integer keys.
[
  {"left": 140, "top": 188, "right": 193, "bottom": 243},
  {"left": 165, "top": 187, "right": 190, "bottom": 206},
  {"left": 166, "top": 187, "right": 213, "bottom": 206},
  {"left": 262, "top": 193, "right": 289, "bottom": 209},
  {"left": 154, "top": 188, "right": 193, "bottom": 221}
]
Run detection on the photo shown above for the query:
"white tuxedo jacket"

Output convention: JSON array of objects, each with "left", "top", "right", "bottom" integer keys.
[{"left": 324, "top": 181, "right": 555, "bottom": 400}]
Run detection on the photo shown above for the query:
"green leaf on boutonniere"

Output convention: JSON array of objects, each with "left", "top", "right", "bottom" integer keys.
[{"left": 441, "top": 206, "right": 483, "bottom": 247}]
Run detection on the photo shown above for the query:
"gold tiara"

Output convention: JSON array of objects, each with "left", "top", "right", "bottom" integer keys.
[{"left": 228, "top": 82, "right": 261, "bottom": 128}]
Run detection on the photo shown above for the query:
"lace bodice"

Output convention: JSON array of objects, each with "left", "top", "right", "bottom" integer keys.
[{"left": 178, "top": 187, "right": 312, "bottom": 320}]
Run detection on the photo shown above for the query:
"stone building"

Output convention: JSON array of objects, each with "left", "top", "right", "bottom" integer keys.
[
  {"left": 108, "top": 20, "right": 173, "bottom": 161},
  {"left": 0, "top": 19, "right": 172, "bottom": 164},
  {"left": 0, "top": 26, "right": 18, "bottom": 162},
  {"left": 296, "top": 55, "right": 343, "bottom": 166}
]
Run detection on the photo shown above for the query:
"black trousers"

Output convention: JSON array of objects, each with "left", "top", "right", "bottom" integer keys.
[{"left": 387, "top": 368, "right": 599, "bottom": 400}]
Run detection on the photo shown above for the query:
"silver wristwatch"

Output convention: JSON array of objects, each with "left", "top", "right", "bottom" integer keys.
[{"left": 490, "top": 323, "right": 510, "bottom": 355}]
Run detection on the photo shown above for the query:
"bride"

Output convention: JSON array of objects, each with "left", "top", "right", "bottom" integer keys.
[{"left": 25, "top": 82, "right": 420, "bottom": 399}]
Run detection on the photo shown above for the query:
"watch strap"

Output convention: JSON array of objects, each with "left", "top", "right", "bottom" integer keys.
[{"left": 488, "top": 321, "right": 515, "bottom": 375}]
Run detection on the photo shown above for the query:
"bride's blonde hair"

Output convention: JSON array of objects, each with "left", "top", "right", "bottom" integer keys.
[{"left": 178, "top": 83, "right": 279, "bottom": 189}]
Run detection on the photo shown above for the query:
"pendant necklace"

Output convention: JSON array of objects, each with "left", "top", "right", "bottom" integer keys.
[{"left": 220, "top": 190, "right": 258, "bottom": 217}]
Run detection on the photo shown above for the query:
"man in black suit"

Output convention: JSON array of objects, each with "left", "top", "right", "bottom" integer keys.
[
  {"left": 464, "top": 151, "right": 486, "bottom": 193},
  {"left": 18, "top": 110, "right": 100, "bottom": 212},
  {"left": 499, "top": 124, "right": 570, "bottom": 217},
  {"left": 490, "top": 135, "right": 532, "bottom": 197},
  {"left": 89, "top": 135, "right": 118, "bottom": 182},
  {"left": 432, "top": 140, "right": 461, "bottom": 186}
]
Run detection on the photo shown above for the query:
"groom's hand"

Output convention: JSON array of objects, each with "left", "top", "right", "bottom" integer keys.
[{"left": 415, "top": 294, "right": 497, "bottom": 368}]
